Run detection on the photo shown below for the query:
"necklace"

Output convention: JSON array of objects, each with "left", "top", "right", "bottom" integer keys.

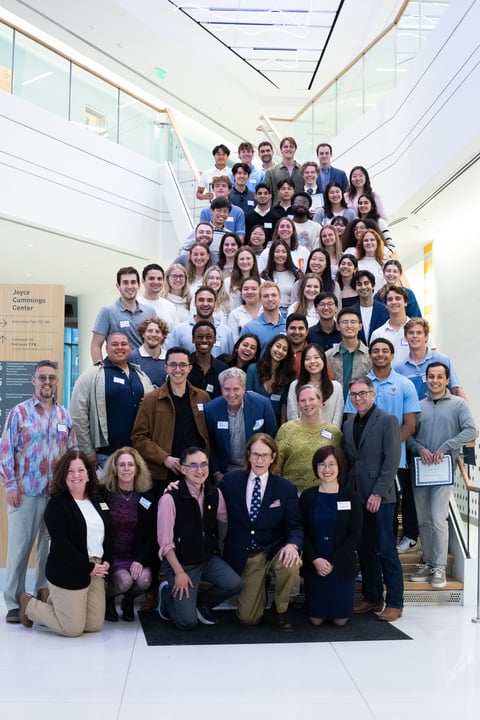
[{"left": 118, "top": 488, "right": 133, "bottom": 502}]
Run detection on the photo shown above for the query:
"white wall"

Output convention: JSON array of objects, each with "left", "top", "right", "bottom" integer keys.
[{"left": 0, "top": 90, "right": 164, "bottom": 257}]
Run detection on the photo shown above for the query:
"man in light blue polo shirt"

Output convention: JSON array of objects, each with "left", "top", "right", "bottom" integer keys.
[
  {"left": 345, "top": 338, "right": 420, "bottom": 553},
  {"left": 240, "top": 282, "right": 286, "bottom": 350},
  {"left": 393, "top": 318, "right": 466, "bottom": 401},
  {"left": 91, "top": 266, "right": 151, "bottom": 363}
]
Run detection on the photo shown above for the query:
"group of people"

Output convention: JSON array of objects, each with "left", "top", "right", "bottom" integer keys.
[{"left": 1, "top": 137, "right": 477, "bottom": 637}]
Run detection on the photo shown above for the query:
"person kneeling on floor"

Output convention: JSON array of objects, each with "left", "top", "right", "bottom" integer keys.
[{"left": 157, "top": 447, "right": 242, "bottom": 629}]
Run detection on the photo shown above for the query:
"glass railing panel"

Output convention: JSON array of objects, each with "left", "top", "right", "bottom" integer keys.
[
  {"left": 0, "top": 22, "right": 13, "bottom": 92},
  {"left": 336, "top": 60, "right": 365, "bottom": 136},
  {"left": 13, "top": 32, "right": 69, "bottom": 118},
  {"left": 453, "top": 458, "right": 479, "bottom": 558},
  {"left": 70, "top": 65, "right": 119, "bottom": 142},
  {"left": 168, "top": 124, "right": 198, "bottom": 220},
  {"left": 118, "top": 91, "right": 166, "bottom": 162},
  {"left": 364, "top": 32, "right": 397, "bottom": 111}
]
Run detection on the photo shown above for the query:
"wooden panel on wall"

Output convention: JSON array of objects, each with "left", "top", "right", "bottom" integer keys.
[{"left": 0, "top": 284, "right": 64, "bottom": 567}]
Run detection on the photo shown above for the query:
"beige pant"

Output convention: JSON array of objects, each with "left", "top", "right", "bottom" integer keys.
[
  {"left": 237, "top": 550, "right": 301, "bottom": 625},
  {"left": 26, "top": 567, "right": 106, "bottom": 638}
]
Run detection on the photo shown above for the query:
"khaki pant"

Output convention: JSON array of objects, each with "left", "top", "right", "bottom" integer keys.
[
  {"left": 26, "top": 560, "right": 106, "bottom": 637},
  {"left": 237, "top": 550, "right": 301, "bottom": 625}
]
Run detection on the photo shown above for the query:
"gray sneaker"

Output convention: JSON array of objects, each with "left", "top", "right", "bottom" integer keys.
[
  {"left": 431, "top": 567, "right": 447, "bottom": 589},
  {"left": 410, "top": 563, "right": 432, "bottom": 582},
  {"left": 5, "top": 608, "right": 20, "bottom": 623}
]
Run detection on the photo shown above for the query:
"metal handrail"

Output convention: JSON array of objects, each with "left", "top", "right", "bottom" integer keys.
[{"left": 457, "top": 456, "right": 480, "bottom": 623}]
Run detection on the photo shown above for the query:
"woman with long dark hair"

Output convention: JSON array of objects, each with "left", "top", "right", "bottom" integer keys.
[
  {"left": 218, "top": 333, "right": 261, "bottom": 371},
  {"left": 260, "top": 239, "right": 302, "bottom": 314},
  {"left": 336, "top": 254, "right": 359, "bottom": 308},
  {"left": 375, "top": 259, "right": 422, "bottom": 317},
  {"left": 287, "top": 343, "right": 344, "bottom": 427},
  {"left": 357, "top": 193, "right": 394, "bottom": 252},
  {"left": 345, "top": 165, "right": 387, "bottom": 219},
  {"left": 218, "top": 232, "right": 242, "bottom": 279},
  {"left": 313, "top": 182, "right": 355, "bottom": 225},
  {"left": 246, "top": 334, "right": 296, "bottom": 425}
]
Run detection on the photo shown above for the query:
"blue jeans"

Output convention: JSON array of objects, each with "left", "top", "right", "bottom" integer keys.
[
  {"left": 357, "top": 502, "right": 404, "bottom": 609},
  {"left": 162, "top": 555, "right": 243, "bottom": 630}
]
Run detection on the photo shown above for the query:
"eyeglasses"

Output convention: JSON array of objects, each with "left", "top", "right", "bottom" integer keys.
[
  {"left": 317, "top": 462, "right": 337, "bottom": 471},
  {"left": 183, "top": 462, "right": 209, "bottom": 472},
  {"left": 166, "top": 362, "right": 190, "bottom": 370},
  {"left": 169, "top": 274, "right": 185, "bottom": 280},
  {"left": 318, "top": 302, "right": 335, "bottom": 309},
  {"left": 349, "top": 390, "right": 373, "bottom": 399},
  {"left": 36, "top": 375, "right": 57, "bottom": 382},
  {"left": 249, "top": 452, "right": 272, "bottom": 461}
]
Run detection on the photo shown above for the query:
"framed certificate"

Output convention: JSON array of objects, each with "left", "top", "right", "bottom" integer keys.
[{"left": 414, "top": 455, "right": 453, "bottom": 487}]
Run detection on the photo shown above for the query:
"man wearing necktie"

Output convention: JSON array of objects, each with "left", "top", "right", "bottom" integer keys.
[{"left": 219, "top": 433, "right": 303, "bottom": 632}]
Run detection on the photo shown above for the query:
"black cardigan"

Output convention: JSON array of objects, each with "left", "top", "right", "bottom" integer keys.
[
  {"left": 299, "top": 485, "right": 363, "bottom": 581},
  {"left": 44, "top": 492, "right": 112, "bottom": 590}
]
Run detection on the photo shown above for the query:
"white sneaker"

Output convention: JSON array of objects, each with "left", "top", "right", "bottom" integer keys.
[
  {"left": 431, "top": 567, "right": 447, "bottom": 589},
  {"left": 397, "top": 536, "right": 417, "bottom": 553},
  {"left": 410, "top": 563, "right": 432, "bottom": 582}
]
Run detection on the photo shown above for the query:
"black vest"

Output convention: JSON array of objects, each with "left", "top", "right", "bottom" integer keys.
[{"left": 170, "top": 478, "right": 219, "bottom": 565}]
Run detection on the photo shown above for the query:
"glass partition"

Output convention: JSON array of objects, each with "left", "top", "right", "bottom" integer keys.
[
  {"left": 13, "top": 32, "right": 70, "bottom": 118},
  {"left": 0, "top": 22, "right": 13, "bottom": 92},
  {"left": 273, "top": 0, "right": 450, "bottom": 154},
  {"left": 71, "top": 65, "right": 119, "bottom": 142}
]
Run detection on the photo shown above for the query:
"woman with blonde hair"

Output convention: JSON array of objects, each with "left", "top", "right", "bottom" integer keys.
[
  {"left": 101, "top": 447, "right": 157, "bottom": 622},
  {"left": 318, "top": 225, "right": 343, "bottom": 279},
  {"left": 161, "top": 264, "right": 191, "bottom": 324},
  {"left": 186, "top": 243, "right": 212, "bottom": 294},
  {"left": 202, "top": 265, "right": 231, "bottom": 322}
]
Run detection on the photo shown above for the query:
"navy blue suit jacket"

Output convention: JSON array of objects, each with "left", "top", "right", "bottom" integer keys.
[
  {"left": 219, "top": 470, "right": 303, "bottom": 575},
  {"left": 204, "top": 391, "right": 278, "bottom": 474},
  {"left": 316, "top": 166, "right": 348, "bottom": 195},
  {"left": 350, "top": 300, "right": 389, "bottom": 345}
]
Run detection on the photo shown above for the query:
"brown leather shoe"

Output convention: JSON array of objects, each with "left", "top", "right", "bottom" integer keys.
[
  {"left": 19, "top": 593, "right": 33, "bottom": 628},
  {"left": 276, "top": 612, "right": 294, "bottom": 632},
  {"left": 139, "top": 591, "right": 159, "bottom": 613},
  {"left": 377, "top": 607, "right": 403, "bottom": 622},
  {"left": 36, "top": 588, "right": 50, "bottom": 603},
  {"left": 353, "top": 600, "right": 384, "bottom": 614}
]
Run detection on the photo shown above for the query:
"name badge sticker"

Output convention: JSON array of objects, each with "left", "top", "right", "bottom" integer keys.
[
  {"left": 264, "top": 222, "right": 273, "bottom": 229},
  {"left": 337, "top": 501, "right": 351, "bottom": 511},
  {"left": 320, "top": 429, "right": 333, "bottom": 439},
  {"left": 113, "top": 377, "right": 125, "bottom": 385},
  {"left": 139, "top": 497, "right": 152, "bottom": 510},
  {"left": 270, "top": 394, "right": 281, "bottom": 402},
  {"left": 197, "top": 403, "right": 204, "bottom": 411},
  {"left": 247, "top": 200, "right": 255, "bottom": 206},
  {"left": 119, "top": 320, "right": 130, "bottom": 328},
  {"left": 100, "top": 502, "right": 109, "bottom": 511},
  {"left": 217, "top": 421, "right": 229, "bottom": 430},
  {"left": 57, "top": 423, "right": 67, "bottom": 432},
  {"left": 206, "top": 384, "right": 214, "bottom": 393},
  {"left": 253, "top": 419, "right": 264, "bottom": 431}
]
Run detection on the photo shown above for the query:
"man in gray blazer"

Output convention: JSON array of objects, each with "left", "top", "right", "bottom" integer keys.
[{"left": 343, "top": 376, "right": 404, "bottom": 622}]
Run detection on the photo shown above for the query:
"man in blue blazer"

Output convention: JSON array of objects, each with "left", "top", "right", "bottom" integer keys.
[
  {"left": 315, "top": 143, "right": 348, "bottom": 195},
  {"left": 343, "top": 376, "right": 404, "bottom": 622},
  {"left": 204, "top": 367, "right": 278, "bottom": 480},
  {"left": 219, "top": 432, "right": 303, "bottom": 631}
]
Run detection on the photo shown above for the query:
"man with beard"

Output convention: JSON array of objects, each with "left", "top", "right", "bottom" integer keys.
[
  {"left": 290, "top": 192, "right": 321, "bottom": 251},
  {"left": 1, "top": 361, "right": 77, "bottom": 622},
  {"left": 167, "top": 286, "right": 234, "bottom": 357}
]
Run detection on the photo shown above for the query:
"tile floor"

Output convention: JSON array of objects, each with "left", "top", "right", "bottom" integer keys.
[{"left": 1, "top": 579, "right": 480, "bottom": 720}]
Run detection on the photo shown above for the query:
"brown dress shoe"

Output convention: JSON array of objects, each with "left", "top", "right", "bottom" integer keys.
[
  {"left": 353, "top": 600, "right": 384, "bottom": 614},
  {"left": 139, "top": 591, "right": 159, "bottom": 613},
  {"left": 377, "top": 607, "right": 403, "bottom": 622},
  {"left": 19, "top": 593, "right": 33, "bottom": 628},
  {"left": 36, "top": 588, "right": 50, "bottom": 603},
  {"left": 276, "top": 612, "right": 294, "bottom": 632}
]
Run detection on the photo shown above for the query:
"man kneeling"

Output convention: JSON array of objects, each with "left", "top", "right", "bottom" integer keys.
[{"left": 157, "top": 447, "right": 242, "bottom": 629}]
